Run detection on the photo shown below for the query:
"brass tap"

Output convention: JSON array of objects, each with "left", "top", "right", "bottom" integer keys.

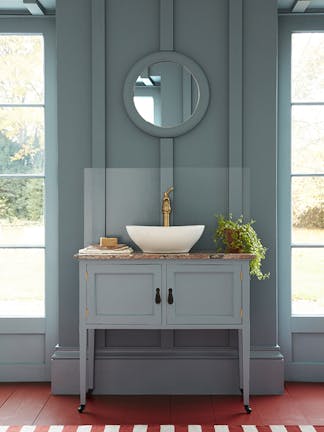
[{"left": 162, "top": 186, "right": 174, "bottom": 227}]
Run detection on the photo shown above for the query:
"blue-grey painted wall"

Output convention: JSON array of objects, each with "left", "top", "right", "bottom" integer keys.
[
  {"left": 243, "top": 0, "right": 278, "bottom": 347},
  {"left": 106, "top": 0, "right": 228, "bottom": 249},
  {"left": 55, "top": 0, "right": 281, "bottom": 392},
  {"left": 57, "top": 0, "right": 92, "bottom": 345}
]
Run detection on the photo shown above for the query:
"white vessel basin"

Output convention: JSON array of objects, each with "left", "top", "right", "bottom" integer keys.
[{"left": 126, "top": 225, "right": 205, "bottom": 253}]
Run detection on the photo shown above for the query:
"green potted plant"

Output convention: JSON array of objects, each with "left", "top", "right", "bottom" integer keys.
[{"left": 214, "top": 214, "right": 270, "bottom": 280}]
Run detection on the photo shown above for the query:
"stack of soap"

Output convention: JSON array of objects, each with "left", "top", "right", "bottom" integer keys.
[
  {"left": 100, "top": 237, "right": 118, "bottom": 247},
  {"left": 78, "top": 236, "right": 133, "bottom": 255}
]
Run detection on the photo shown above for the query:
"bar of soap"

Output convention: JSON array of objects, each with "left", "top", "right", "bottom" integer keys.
[{"left": 100, "top": 237, "right": 118, "bottom": 247}]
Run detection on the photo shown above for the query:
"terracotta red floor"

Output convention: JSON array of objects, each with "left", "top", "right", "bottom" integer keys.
[{"left": 0, "top": 382, "right": 323, "bottom": 425}]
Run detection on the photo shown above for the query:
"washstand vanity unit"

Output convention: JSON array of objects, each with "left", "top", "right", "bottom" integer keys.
[{"left": 75, "top": 251, "right": 254, "bottom": 414}]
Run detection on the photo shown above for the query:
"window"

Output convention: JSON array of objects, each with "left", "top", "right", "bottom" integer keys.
[
  {"left": 0, "top": 34, "right": 45, "bottom": 317},
  {"left": 134, "top": 96, "right": 155, "bottom": 124},
  {"left": 290, "top": 32, "right": 324, "bottom": 315}
]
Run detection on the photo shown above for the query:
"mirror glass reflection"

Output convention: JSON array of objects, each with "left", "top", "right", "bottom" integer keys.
[{"left": 133, "top": 61, "right": 199, "bottom": 128}]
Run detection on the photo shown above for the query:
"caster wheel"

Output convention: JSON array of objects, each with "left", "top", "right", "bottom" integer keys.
[
  {"left": 244, "top": 404, "right": 252, "bottom": 414},
  {"left": 78, "top": 404, "right": 85, "bottom": 413},
  {"left": 88, "top": 389, "right": 93, "bottom": 395}
]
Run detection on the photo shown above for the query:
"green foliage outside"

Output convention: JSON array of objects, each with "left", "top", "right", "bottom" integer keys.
[
  {"left": 0, "top": 177, "right": 43, "bottom": 222},
  {"left": 292, "top": 176, "right": 324, "bottom": 230},
  {"left": 0, "top": 130, "right": 44, "bottom": 223},
  {"left": 295, "top": 204, "right": 324, "bottom": 229}
]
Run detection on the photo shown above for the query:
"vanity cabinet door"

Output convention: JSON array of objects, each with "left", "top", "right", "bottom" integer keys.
[
  {"left": 166, "top": 264, "right": 242, "bottom": 326},
  {"left": 86, "top": 264, "right": 162, "bottom": 325}
]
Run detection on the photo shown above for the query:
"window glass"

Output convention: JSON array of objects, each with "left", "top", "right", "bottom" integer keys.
[
  {"left": 291, "top": 105, "right": 324, "bottom": 174},
  {"left": 291, "top": 32, "right": 324, "bottom": 316},
  {"left": 0, "top": 178, "right": 44, "bottom": 246},
  {"left": 0, "top": 35, "right": 44, "bottom": 104},
  {"left": 0, "top": 107, "right": 44, "bottom": 174},
  {"left": 292, "top": 248, "right": 324, "bottom": 315},
  {"left": 292, "top": 176, "right": 324, "bottom": 244},
  {"left": 134, "top": 96, "right": 155, "bottom": 124},
  {"left": 0, "top": 34, "right": 45, "bottom": 318},
  {"left": 292, "top": 33, "right": 324, "bottom": 102},
  {"left": 0, "top": 248, "right": 44, "bottom": 317}
]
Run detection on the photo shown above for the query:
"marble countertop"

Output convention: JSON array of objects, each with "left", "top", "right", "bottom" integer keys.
[{"left": 75, "top": 251, "right": 255, "bottom": 260}]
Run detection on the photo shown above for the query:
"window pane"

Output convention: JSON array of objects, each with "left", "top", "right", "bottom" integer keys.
[
  {"left": 292, "top": 33, "right": 324, "bottom": 102},
  {"left": 134, "top": 96, "right": 155, "bottom": 124},
  {"left": 292, "top": 176, "right": 324, "bottom": 244},
  {"left": 292, "top": 248, "right": 324, "bottom": 315},
  {"left": 0, "top": 34, "right": 44, "bottom": 104},
  {"left": 0, "top": 248, "right": 44, "bottom": 317},
  {"left": 291, "top": 106, "right": 324, "bottom": 174},
  {"left": 0, "top": 178, "right": 44, "bottom": 246},
  {"left": 0, "top": 107, "right": 44, "bottom": 174}
]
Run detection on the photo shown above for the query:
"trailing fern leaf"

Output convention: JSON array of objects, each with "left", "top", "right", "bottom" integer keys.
[{"left": 214, "top": 214, "right": 270, "bottom": 280}]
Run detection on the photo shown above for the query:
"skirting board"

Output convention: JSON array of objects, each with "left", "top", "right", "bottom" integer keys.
[{"left": 51, "top": 346, "right": 284, "bottom": 395}]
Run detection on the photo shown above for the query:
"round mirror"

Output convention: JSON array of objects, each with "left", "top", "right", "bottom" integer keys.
[
  {"left": 134, "top": 61, "right": 199, "bottom": 128},
  {"left": 123, "top": 51, "right": 209, "bottom": 137}
]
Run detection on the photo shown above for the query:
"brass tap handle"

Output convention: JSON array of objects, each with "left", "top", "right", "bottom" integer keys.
[
  {"left": 162, "top": 186, "right": 174, "bottom": 227},
  {"left": 162, "top": 197, "right": 171, "bottom": 212}
]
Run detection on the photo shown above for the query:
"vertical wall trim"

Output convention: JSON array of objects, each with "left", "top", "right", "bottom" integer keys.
[
  {"left": 228, "top": 0, "right": 243, "bottom": 217},
  {"left": 43, "top": 17, "right": 58, "bottom": 378},
  {"left": 89, "top": 0, "right": 106, "bottom": 242},
  {"left": 160, "top": 0, "right": 174, "bottom": 51},
  {"left": 160, "top": 0, "right": 175, "bottom": 345},
  {"left": 84, "top": 168, "right": 106, "bottom": 246},
  {"left": 159, "top": 0, "right": 175, "bottom": 225},
  {"left": 277, "top": 15, "right": 292, "bottom": 367},
  {"left": 91, "top": 0, "right": 106, "bottom": 168},
  {"left": 160, "top": 138, "right": 174, "bottom": 225}
]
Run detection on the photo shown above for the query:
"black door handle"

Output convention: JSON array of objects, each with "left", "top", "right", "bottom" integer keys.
[
  {"left": 155, "top": 288, "right": 161, "bottom": 304},
  {"left": 168, "top": 288, "right": 174, "bottom": 305}
]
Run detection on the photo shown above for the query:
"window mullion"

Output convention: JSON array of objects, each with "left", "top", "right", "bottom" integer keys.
[
  {"left": 0, "top": 104, "right": 44, "bottom": 108},
  {"left": 291, "top": 173, "right": 324, "bottom": 177},
  {"left": 291, "top": 101, "right": 324, "bottom": 106}
]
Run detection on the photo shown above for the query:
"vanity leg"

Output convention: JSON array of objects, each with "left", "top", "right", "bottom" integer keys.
[
  {"left": 88, "top": 329, "right": 95, "bottom": 392},
  {"left": 242, "top": 324, "right": 251, "bottom": 413},
  {"left": 79, "top": 326, "right": 87, "bottom": 412},
  {"left": 238, "top": 329, "right": 243, "bottom": 393}
]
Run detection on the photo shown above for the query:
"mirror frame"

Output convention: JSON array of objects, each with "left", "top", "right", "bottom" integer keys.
[{"left": 123, "top": 51, "right": 210, "bottom": 137}]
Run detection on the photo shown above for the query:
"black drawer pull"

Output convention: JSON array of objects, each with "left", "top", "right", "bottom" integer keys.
[
  {"left": 155, "top": 288, "right": 161, "bottom": 304},
  {"left": 168, "top": 288, "right": 174, "bottom": 305}
]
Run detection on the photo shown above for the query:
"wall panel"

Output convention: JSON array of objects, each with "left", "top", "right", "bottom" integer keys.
[
  {"left": 53, "top": 0, "right": 282, "bottom": 394},
  {"left": 0, "top": 334, "right": 45, "bottom": 363}
]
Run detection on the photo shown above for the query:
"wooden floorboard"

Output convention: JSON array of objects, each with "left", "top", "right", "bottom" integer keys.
[
  {"left": 0, "top": 382, "right": 323, "bottom": 425},
  {"left": 0, "top": 383, "right": 50, "bottom": 425},
  {"left": 0, "top": 383, "right": 18, "bottom": 408}
]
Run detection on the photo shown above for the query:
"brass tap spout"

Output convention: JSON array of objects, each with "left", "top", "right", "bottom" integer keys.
[{"left": 162, "top": 186, "right": 174, "bottom": 227}]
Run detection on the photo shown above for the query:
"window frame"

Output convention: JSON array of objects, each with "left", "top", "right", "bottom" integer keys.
[
  {"left": 0, "top": 17, "right": 57, "bottom": 378},
  {"left": 278, "top": 15, "right": 324, "bottom": 371},
  {"left": 290, "top": 33, "right": 324, "bottom": 316}
]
